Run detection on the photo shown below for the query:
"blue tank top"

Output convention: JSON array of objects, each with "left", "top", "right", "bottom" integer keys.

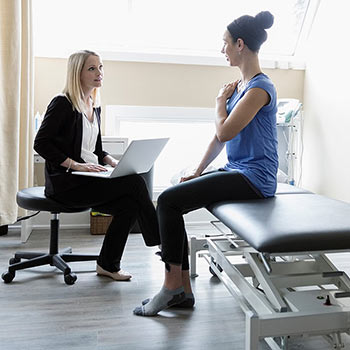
[{"left": 223, "top": 73, "right": 278, "bottom": 197}]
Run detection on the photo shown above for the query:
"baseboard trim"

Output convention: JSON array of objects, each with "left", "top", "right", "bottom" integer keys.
[
  {"left": 32, "top": 224, "right": 91, "bottom": 230},
  {"left": 8, "top": 208, "right": 216, "bottom": 233},
  {"left": 10, "top": 221, "right": 212, "bottom": 232}
]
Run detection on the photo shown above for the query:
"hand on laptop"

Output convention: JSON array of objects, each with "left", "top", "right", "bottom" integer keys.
[
  {"left": 110, "top": 159, "right": 119, "bottom": 168},
  {"left": 73, "top": 162, "right": 108, "bottom": 172},
  {"left": 103, "top": 154, "right": 119, "bottom": 168}
]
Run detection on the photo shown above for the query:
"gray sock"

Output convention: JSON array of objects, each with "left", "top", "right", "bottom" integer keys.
[
  {"left": 142, "top": 292, "right": 195, "bottom": 308},
  {"left": 175, "top": 292, "right": 195, "bottom": 308},
  {"left": 134, "top": 286, "right": 185, "bottom": 316}
]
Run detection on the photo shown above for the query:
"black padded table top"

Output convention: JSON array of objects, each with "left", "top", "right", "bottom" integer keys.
[{"left": 209, "top": 193, "right": 350, "bottom": 253}]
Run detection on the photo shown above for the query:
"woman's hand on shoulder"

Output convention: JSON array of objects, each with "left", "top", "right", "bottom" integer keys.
[
  {"left": 217, "top": 80, "right": 239, "bottom": 101},
  {"left": 72, "top": 162, "right": 107, "bottom": 172}
]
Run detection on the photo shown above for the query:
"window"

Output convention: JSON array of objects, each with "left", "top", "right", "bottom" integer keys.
[
  {"left": 105, "top": 105, "right": 227, "bottom": 189},
  {"left": 33, "top": 0, "right": 317, "bottom": 65}
]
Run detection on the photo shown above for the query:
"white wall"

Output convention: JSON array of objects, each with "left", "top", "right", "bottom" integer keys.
[
  {"left": 302, "top": 1, "right": 350, "bottom": 201},
  {"left": 34, "top": 58, "right": 305, "bottom": 128}
]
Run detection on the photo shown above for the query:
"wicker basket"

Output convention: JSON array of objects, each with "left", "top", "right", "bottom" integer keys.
[{"left": 90, "top": 212, "right": 112, "bottom": 235}]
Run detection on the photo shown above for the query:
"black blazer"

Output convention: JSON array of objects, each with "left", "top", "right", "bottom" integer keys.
[{"left": 34, "top": 95, "right": 108, "bottom": 197}]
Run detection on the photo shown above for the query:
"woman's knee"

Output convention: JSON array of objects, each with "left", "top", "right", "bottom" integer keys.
[
  {"left": 157, "top": 187, "right": 172, "bottom": 206},
  {"left": 157, "top": 186, "right": 182, "bottom": 211},
  {"left": 128, "top": 174, "right": 150, "bottom": 195}
]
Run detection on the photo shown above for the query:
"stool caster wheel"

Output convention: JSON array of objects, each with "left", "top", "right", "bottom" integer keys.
[
  {"left": 9, "top": 257, "right": 20, "bottom": 265},
  {"left": 209, "top": 261, "right": 223, "bottom": 277},
  {"left": 2, "top": 271, "right": 15, "bottom": 283},
  {"left": 64, "top": 273, "right": 77, "bottom": 285},
  {"left": 209, "top": 266, "right": 217, "bottom": 276}
]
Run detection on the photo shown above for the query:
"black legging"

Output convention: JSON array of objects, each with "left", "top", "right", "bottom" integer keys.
[
  {"left": 157, "top": 170, "right": 263, "bottom": 270},
  {"left": 51, "top": 174, "right": 160, "bottom": 272}
]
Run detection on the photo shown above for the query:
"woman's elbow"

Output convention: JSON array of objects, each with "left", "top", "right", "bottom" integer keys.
[
  {"left": 33, "top": 136, "right": 45, "bottom": 156},
  {"left": 216, "top": 131, "right": 233, "bottom": 143},
  {"left": 33, "top": 141, "right": 39, "bottom": 153},
  {"left": 33, "top": 138, "right": 41, "bottom": 153}
]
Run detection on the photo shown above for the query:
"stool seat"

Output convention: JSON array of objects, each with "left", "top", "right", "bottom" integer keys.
[
  {"left": 16, "top": 187, "right": 88, "bottom": 213},
  {"left": 2, "top": 186, "right": 98, "bottom": 285}
]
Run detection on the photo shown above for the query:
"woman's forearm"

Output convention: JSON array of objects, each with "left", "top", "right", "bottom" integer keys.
[
  {"left": 60, "top": 157, "right": 77, "bottom": 171},
  {"left": 215, "top": 96, "right": 230, "bottom": 142},
  {"left": 194, "top": 135, "right": 225, "bottom": 176}
]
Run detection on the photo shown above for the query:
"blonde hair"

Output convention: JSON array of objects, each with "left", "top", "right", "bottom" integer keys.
[{"left": 63, "top": 50, "right": 101, "bottom": 113}]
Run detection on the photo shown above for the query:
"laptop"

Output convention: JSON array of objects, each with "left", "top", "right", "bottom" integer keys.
[{"left": 72, "top": 138, "right": 169, "bottom": 178}]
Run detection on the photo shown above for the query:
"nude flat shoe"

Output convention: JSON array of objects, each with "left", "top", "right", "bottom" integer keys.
[{"left": 96, "top": 264, "right": 132, "bottom": 281}]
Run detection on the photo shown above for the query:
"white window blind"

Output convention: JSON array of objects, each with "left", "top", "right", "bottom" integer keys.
[{"left": 33, "top": 0, "right": 315, "bottom": 63}]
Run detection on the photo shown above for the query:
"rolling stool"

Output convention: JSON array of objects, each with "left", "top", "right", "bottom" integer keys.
[{"left": 2, "top": 187, "right": 98, "bottom": 285}]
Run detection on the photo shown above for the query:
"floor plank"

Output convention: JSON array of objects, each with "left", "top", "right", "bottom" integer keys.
[{"left": 0, "top": 226, "right": 350, "bottom": 349}]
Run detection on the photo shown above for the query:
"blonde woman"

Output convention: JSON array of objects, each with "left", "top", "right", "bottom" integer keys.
[{"left": 35, "top": 50, "right": 160, "bottom": 281}]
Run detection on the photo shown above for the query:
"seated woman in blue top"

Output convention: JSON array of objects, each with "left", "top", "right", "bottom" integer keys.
[{"left": 134, "top": 11, "right": 278, "bottom": 316}]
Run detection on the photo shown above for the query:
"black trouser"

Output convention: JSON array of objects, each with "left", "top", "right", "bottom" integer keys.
[
  {"left": 157, "top": 170, "right": 263, "bottom": 270},
  {"left": 51, "top": 174, "right": 160, "bottom": 272}
]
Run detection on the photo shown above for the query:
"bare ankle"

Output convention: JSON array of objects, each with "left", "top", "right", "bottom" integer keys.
[
  {"left": 164, "top": 282, "right": 183, "bottom": 291},
  {"left": 181, "top": 270, "right": 192, "bottom": 294}
]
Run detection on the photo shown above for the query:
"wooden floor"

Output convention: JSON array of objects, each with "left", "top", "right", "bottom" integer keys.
[{"left": 1, "top": 225, "right": 350, "bottom": 350}]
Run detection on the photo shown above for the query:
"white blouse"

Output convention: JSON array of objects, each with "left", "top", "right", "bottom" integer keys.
[{"left": 81, "top": 110, "right": 99, "bottom": 164}]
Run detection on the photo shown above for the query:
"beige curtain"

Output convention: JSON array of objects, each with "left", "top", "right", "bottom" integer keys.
[{"left": 0, "top": 0, "right": 34, "bottom": 226}]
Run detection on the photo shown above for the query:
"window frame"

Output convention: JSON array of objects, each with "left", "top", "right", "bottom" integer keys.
[{"left": 105, "top": 105, "right": 219, "bottom": 192}]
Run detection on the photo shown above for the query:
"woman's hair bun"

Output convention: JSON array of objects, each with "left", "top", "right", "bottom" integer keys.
[{"left": 255, "top": 11, "right": 274, "bottom": 29}]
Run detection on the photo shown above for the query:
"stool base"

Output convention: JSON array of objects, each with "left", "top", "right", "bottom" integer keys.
[{"left": 2, "top": 249, "right": 98, "bottom": 285}]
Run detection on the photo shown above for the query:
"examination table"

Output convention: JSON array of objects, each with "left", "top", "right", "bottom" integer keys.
[{"left": 190, "top": 183, "right": 350, "bottom": 349}]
